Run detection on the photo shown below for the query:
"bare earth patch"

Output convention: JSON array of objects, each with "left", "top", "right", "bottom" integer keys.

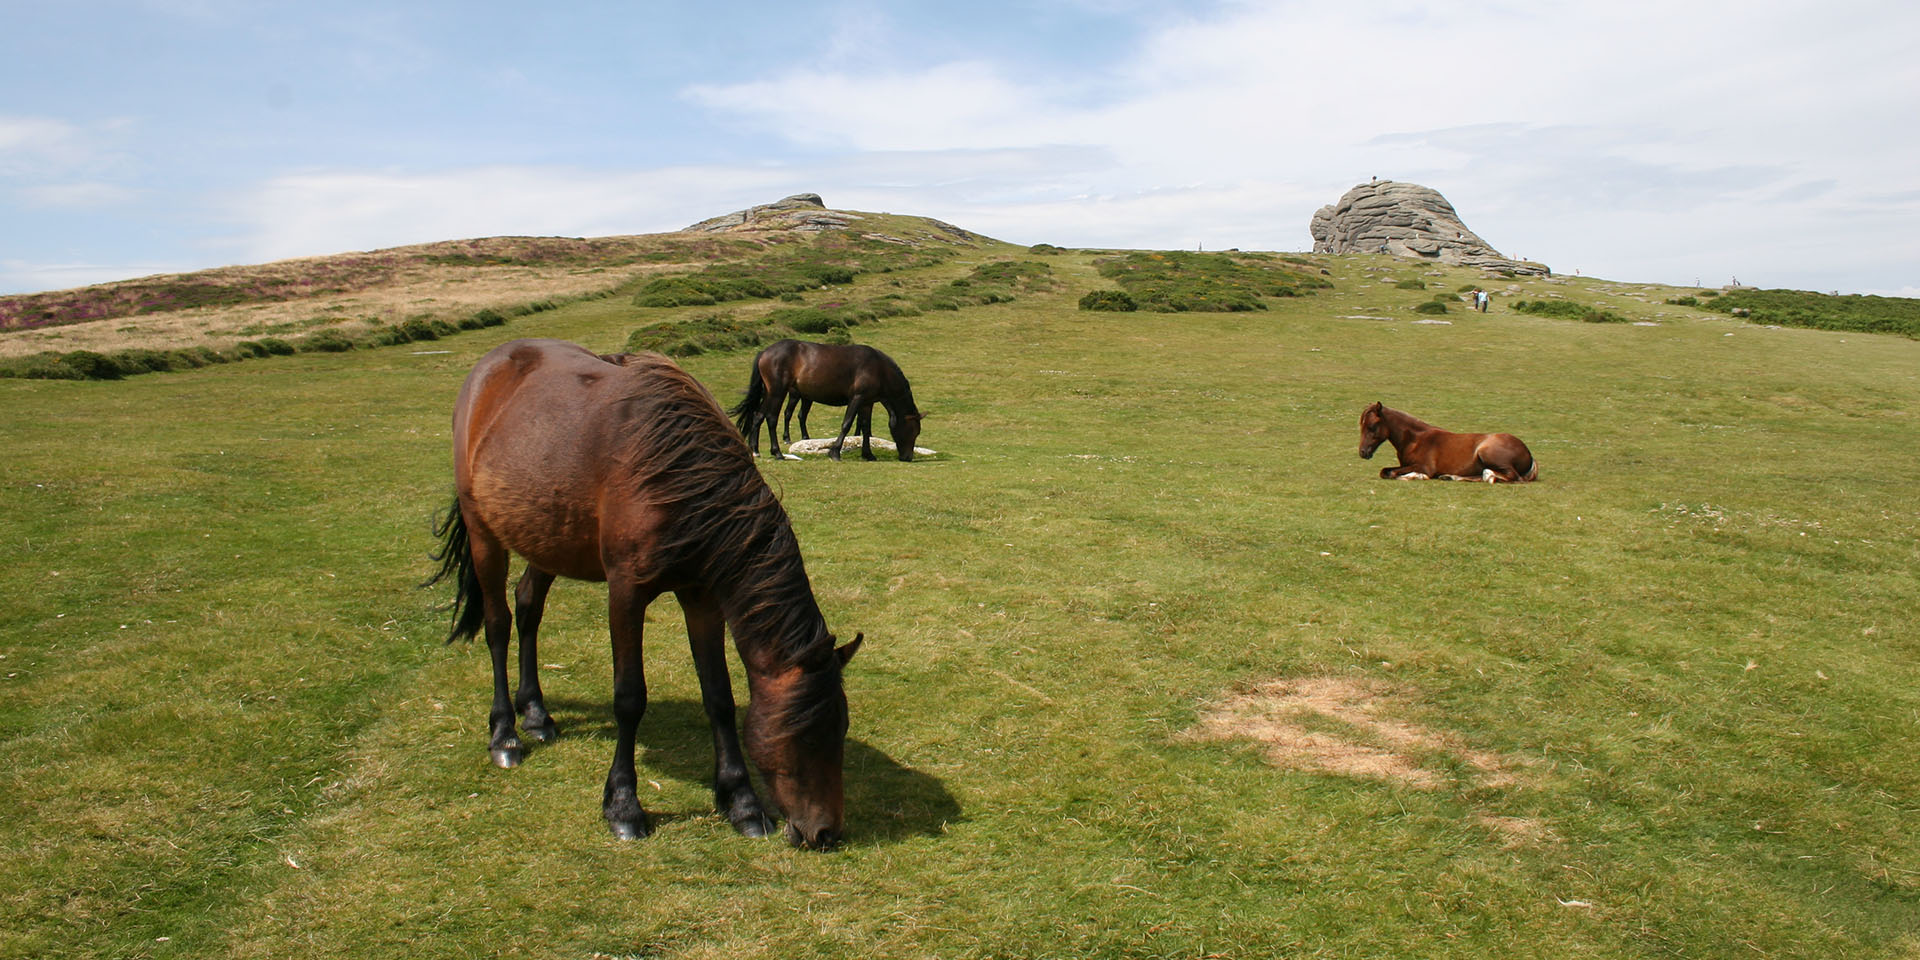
[{"left": 1181, "top": 676, "right": 1519, "bottom": 790}]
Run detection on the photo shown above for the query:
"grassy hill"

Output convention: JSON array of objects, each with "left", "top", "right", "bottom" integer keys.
[{"left": 2, "top": 206, "right": 1917, "bottom": 959}]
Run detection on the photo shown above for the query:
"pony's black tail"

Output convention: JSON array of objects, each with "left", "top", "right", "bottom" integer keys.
[
  {"left": 423, "top": 498, "right": 484, "bottom": 644},
  {"left": 728, "top": 363, "right": 766, "bottom": 436}
]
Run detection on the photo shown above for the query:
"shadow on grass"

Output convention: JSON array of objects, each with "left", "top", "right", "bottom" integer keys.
[{"left": 544, "top": 696, "right": 962, "bottom": 846}]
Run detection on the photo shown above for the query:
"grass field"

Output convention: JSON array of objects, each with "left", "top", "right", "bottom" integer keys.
[{"left": 2, "top": 231, "right": 1917, "bottom": 959}]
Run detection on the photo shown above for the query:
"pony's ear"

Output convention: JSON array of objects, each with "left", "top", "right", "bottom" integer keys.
[{"left": 835, "top": 632, "right": 864, "bottom": 666}]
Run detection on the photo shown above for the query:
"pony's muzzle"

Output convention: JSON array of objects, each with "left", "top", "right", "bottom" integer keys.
[{"left": 786, "top": 821, "right": 842, "bottom": 851}]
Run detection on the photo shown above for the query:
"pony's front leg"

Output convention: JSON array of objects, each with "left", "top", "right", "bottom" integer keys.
[
  {"left": 855, "top": 404, "right": 877, "bottom": 460},
  {"left": 512, "top": 566, "right": 558, "bottom": 744},
  {"left": 679, "top": 588, "right": 775, "bottom": 838},
  {"left": 1382, "top": 464, "right": 1430, "bottom": 480},
  {"left": 602, "top": 579, "right": 656, "bottom": 839},
  {"left": 829, "top": 400, "right": 862, "bottom": 461}
]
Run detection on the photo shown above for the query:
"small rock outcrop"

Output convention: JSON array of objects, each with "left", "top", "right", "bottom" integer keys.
[
  {"left": 1310, "top": 181, "right": 1547, "bottom": 276},
  {"left": 684, "top": 193, "right": 864, "bottom": 233}
]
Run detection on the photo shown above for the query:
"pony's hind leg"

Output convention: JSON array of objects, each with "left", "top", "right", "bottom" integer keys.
[
  {"left": 780, "top": 393, "right": 802, "bottom": 444},
  {"left": 679, "top": 588, "right": 775, "bottom": 838},
  {"left": 465, "top": 519, "right": 524, "bottom": 768},
  {"left": 512, "top": 566, "right": 559, "bottom": 743}
]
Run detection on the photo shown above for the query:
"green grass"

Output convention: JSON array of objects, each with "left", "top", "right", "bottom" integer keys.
[{"left": 2, "top": 245, "right": 1918, "bottom": 959}]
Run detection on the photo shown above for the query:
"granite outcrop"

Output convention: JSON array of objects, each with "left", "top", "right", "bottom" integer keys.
[{"left": 1311, "top": 181, "right": 1547, "bottom": 276}]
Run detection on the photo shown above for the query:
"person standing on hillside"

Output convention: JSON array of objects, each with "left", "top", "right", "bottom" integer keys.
[{"left": 1476, "top": 289, "right": 1490, "bottom": 312}]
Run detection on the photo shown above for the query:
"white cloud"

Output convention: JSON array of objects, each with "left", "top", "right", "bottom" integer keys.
[
  {"left": 0, "top": 116, "right": 83, "bottom": 174},
  {"left": 672, "top": 0, "right": 1920, "bottom": 291},
  {"left": 19, "top": 182, "right": 139, "bottom": 208}
]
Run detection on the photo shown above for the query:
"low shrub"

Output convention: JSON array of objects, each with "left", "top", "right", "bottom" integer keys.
[
  {"left": 1093, "top": 251, "right": 1329, "bottom": 313},
  {"left": 1028, "top": 243, "right": 1067, "bottom": 255},
  {"left": 1413, "top": 301, "right": 1449, "bottom": 315},
  {"left": 1510, "top": 299, "right": 1627, "bottom": 324},
  {"left": 296, "top": 330, "right": 356, "bottom": 352},
  {"left": 772, "top": 308, "right": 848, "bottom": 335},
  {"left": 918, "top": 260, "right": 1054, "bottom": 312},
  {"left": 1078, "top": 290, "right": 1138, "bottom": 312},
  {"left": 20, "top": 351, "right": 122, "bottom": 380},
  {"left": 634, "top": 276, "right": 721, "bottom": 308},
  {"left": 1395, "top": 279, "right": 1427, "bottom": 290},
  {"left": 625, "top": 313, "right": 769, "bottom": 358},
  {"left": 1702, "top": 288, "right": 1920, "bottom": 338},
  {"left": 1666, "top": 296, "right": 1700, "bottom": 307}
]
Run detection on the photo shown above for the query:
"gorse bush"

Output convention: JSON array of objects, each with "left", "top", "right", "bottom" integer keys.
[
  {"left": 919, "top": 260, "right": 1054, "bottom": 312},
  {"left": 1093, "top": 251, "right": 1329, "bottom": 313},
  {"left": 624, "top": 293, "right": 922, "bottom": 358},
  {"left": 297, "top": 330, "right": 358, "bottom": 352},
  {"left": 631, "top": 236, "right": 950, "bottom": 310},
  {"left": 1510, "top": 299, "right": 1628, "bottom": 324},
  {"left": 1395, "top": 279, "right": 1428, "bottom": 290},
  {"left": 1078, "top": 290, "right": 1138, "bottom": 312},
  {"left": 1703, "top": 288, "right": 1920, "bottom": 338},
  {"left": 1413, "top": 300, "right": 1449, "bottom": 315}
]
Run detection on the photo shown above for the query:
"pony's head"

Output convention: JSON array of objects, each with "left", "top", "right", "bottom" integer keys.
[
  {"left": 745, "top": 633, "right": 863, "bottom": 850},
  {"left": 888, "top": 410, "right": 923, "bottom": 461},
  {"left": 1359, "top": 402, "right": 1388, "bottom": 459}
]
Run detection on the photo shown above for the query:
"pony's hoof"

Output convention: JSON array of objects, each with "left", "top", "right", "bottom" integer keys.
[
  {"left": 730, "top": 809, "right": 777, "bottom": 838},
  {"left": 523, "top": 720, "right": 557, "bottom": 743},
  {"left": 490, "top": 744, "right": 523, "bottom": 768},
  {"left": 606, "top": 812, "right": 653, "bottom": 840}
]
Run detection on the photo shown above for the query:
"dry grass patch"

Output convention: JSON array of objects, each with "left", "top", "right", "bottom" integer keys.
[{"left": 1182, "top": 676, "right": 1519, "bottom": 789}]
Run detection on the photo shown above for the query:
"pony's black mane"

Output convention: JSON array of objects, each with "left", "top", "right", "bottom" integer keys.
[{"left": 607, "top": 353, "right": 834, "bottom": 670}]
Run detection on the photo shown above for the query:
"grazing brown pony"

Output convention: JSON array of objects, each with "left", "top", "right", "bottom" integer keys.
[
  {"left": 426, "top": 339, "right": 862, "bottom": 849},
  {"left": 730, "top": 339, "right": 922, "bottom": 462},
  {"left": 1358, "top": 402, "right": 1539, "bottom": 483}
]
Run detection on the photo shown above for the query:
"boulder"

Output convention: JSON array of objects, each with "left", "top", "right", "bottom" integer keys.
[
  {"left": 1310, "top": 181, "right": 1548, "bottom": 276},
  {"left": 684, "top": 193, "right": 865, "bottom": 233}
]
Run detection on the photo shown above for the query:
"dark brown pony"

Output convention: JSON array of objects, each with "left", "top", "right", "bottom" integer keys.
[
  {"left": 729, "top": 339, "right": 922, "bottom": 461},
  {"left": 1358, "top": 402, "right": 1539, "bottom": 483},
  {"left": 426, "top": 339, "right": 862, "bottom": 849}
]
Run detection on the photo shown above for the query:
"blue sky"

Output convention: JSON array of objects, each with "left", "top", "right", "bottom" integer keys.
[{"left": 4, "top": 0, "right": 1917, "bottom": 296}]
